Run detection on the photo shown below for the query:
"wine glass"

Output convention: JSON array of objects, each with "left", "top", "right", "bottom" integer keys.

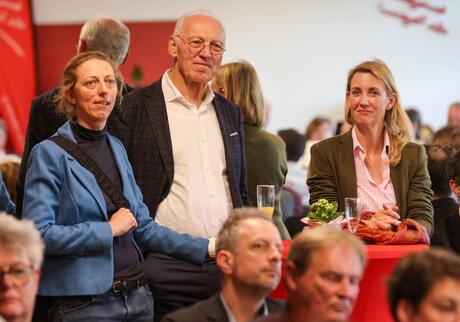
[
  {"left": 345, "top": 197, "right": 361, "bottom": 234},
  {"left": 257, "top": 185, "right": 275, "bottom": 218}
]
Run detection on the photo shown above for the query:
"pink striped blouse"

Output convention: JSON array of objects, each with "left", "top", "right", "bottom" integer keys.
[{"left": 351, "top": 127, "right": 397, "bottom": 212}]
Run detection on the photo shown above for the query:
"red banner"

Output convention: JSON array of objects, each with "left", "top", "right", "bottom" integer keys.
[{"left": 0, "top": 0, "right": 36, "bottom": 155}]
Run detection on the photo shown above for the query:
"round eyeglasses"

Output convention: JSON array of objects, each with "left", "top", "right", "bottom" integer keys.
[
  {"left": 174, "top": 35, "right": 225, "bottom": 56},
  {"left": 0, "top": 265, "right": 34, "bottom": 287}
]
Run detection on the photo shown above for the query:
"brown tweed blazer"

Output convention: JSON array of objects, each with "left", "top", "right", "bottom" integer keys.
[{"left": 307, "top": 131, "right": 434, "bottom": 234}]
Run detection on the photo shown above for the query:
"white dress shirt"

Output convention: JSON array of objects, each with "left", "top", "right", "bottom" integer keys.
[{"left": 154, "top": 71, "right": 232, "bottom": 238}]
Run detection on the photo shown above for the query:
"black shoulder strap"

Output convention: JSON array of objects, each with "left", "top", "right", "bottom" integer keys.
[{"left": 49, "top": 136, "right": 130, "bottom": 209}]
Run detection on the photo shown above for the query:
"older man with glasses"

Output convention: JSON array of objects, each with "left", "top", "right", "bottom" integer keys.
[
  {"left": 108, "top": 10, "right": 249, "bottom": 322},
  {"left": 0, "top": 213, "right": 44, "bottom": 322}
]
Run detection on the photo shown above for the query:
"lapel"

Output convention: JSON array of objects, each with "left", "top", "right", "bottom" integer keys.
[
  {"left": 56, "top": 122, "right": 107, "bottom": 218},
  {"left": 204, "top": 294, "right": 230, "bottom": 322},
  {"left": 339, "top": 131, "right": 404, "bottom": 212},
  {"left": 338, "top": 131, "right": 358, "bottom": 206},
  {"left": 213, "top": 96, "right": 234, "bottom": 179},
  {"left": 142, "top": 79, "right": 174, "bottom": 184},
  {"left": 390, "top": 153, "right": 403, "bottom": 211}
]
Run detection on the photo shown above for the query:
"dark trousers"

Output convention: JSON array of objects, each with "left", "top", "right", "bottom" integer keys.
[
  {"left": 144, "top": 252, "right": 221, "bottom": 322},
  {"left": 33, "top": 296, "right": 52, "bottom": 322},
  {"left": 33, "top": 285, "right": 153, "bottom": 322}
]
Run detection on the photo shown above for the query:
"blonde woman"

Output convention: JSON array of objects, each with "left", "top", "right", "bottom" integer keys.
[
  {"left": 308, "top": 60, "right": 433, "bottom": 234},
  {"left": 213, "top": 61, "right": 290, "bottom": 239}
]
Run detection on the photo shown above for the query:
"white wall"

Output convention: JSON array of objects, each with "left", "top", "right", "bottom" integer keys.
[{"left": 32, "top": 0, "right": 460, "bottom": 134}]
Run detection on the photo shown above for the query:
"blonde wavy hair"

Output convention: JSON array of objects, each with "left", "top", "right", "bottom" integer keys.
[
  {"left": 213, "top": 60, "right": 266, "bottom": 128},
  {"left": 345, "top": 60, "right": 412, "bottom": 166}
]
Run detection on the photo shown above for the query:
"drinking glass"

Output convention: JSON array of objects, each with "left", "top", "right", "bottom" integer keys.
[
  {"left": 345, "top": 197, "right": 361, "bottom": 234},
  {"left": 257, "top": 185, "right": 275, "bottom": 218}
]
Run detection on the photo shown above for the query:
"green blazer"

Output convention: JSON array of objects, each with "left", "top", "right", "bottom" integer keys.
[
  {"left": 244, "top": 123, "right": 290, "bottom": 239},
  {"left": 307, "top": 131, "right": 434, "bottom": 235}
]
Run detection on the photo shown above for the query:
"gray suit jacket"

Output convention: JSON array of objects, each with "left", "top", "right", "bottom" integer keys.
[
  {"left": 161, "top": 293, "right": 284, "bottom": 322},
  {"left": 108, "top": 78, "right": 249, "bottom": 218},
  {"left": 307, "top": 131, "right": 434, "bottom": 234}
]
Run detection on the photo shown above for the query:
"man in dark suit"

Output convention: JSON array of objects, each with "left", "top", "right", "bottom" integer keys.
[
  {"left": 161, "top": 208, "right": 283, "bottom": 322},
  {"left": 16, "top": 16, "right": 133, "bottom": 218},
  {"left": 108, "top": 10, "right": 249, "bottom": 321}
]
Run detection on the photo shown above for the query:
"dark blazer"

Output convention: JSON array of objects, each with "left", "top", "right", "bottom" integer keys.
[
  {"left": 307, "top": 131, "right": 434, "bottom": 234},
  {"left": 108, "top": 78, "right": 249, "bottom": 218},
  {"left": 431, "top": 197, "right": 460, "bottom": 251},
  {"left": 160, "top": 293, "right": 284, "bottom": 322},
  {"left": 23, "top": 122, "right": 208, "bottom": 296},
  {"left": 244, "top": 123, "right": 290, "bottom": 239},
  {"left": 16, "top": 84, "right": 134, "bottom": 217}
]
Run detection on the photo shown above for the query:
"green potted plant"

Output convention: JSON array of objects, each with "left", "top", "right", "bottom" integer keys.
[{"left": 302, "top": 199, "right": 344, "bottom": 227}]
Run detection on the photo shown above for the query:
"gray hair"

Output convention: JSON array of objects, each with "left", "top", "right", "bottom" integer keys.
[
  {"left": 0, "top": 213, "right": 44, "bottom": 268},
  {"left": 288, "top": 225, "right": 367, "bottom": 274},
  {"left": 216, "top": 208, "right": 271, "bottom": 253},
  {"left": 173, "top": 10, "right": 226, "bottom": 43},
  {"left": 80, "top": 16, "right": 130, "bottom": 66}
]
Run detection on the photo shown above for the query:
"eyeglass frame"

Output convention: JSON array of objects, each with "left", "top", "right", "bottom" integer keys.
[
  {"left": 0, "top": 264, "right": 35, "bottom": 287},
  {"left": 174, "top": 35, "right": 226, "bottom": 56}
]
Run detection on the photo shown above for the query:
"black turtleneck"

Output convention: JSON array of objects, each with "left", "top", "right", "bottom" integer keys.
[{"left": 70, "top": 121, "right": 143, "bottom": 281}]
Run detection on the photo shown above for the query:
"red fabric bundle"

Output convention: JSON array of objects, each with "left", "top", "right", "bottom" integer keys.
[{"left": 355, "top": 213, "right": 430, "bottom": 245}]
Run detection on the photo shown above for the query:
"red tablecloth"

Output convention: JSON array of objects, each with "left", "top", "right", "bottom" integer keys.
[{"left": 270, "top": 240, "right": 428, "bottom": 322}]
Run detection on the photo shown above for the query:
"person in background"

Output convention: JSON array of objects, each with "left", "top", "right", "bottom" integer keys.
[
  {"left": 17, "top": 16, "right": 134, "bottom": 218},
  {"left": 108, "top": 11, "right": 249, "bottom": 321},
  {"left": 308, "top": 59, "right": 434, "bottom": 234},
  {"left": 419, "top": 124, "right": 434, "bottom": 145},
  {"left": 450, "top": 150, "right": 460, "bottom": 203},
  {"left": 426, "top": 144, "right": 458, "bottom": 249},
  {"left": 447, "top": 102, "right": 460, "bottom": 126},
  {"left": 0, "top": 158, "right": 20, "bottom": 205},
  {"left": 0, "top": 173, "right": 15, "bottom": 215},
  {"left": 387, "top": 248, "right": 460, "bottom": 322},
  {"left": 212, "top": 60, "right": 289, "bottom": 239},
  {"left": 433, "top": 125, "right": 460, "bottom": 150},
  {"left": 23, "top": 52, "right": 209, "bottom": 322},
  {"left": 277, "top": 129, "right": 309, "bottom": 237},
  {"left": 255, "top": 225, "right": 366, "bottom": 322},
  {"left": 0, "top": 121, "right": 20, "bottom": 164},
  {"left": 299, "top": 117, "right": 333, "bottom": 172},
  {"left": 405, "top": 108, "right": 423, "bottom": 144},
  {"left": 161, "top": 208, "right": 284, "bottom": 322},
  {"left": 437, "top": 150, "right": 460, "bottom": 254},
  {"left": 277, "top": 129, "right": 308, "bottom": 208},
  {"left": 0, "top": 214, "right": 44, "bottom": 322}
]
